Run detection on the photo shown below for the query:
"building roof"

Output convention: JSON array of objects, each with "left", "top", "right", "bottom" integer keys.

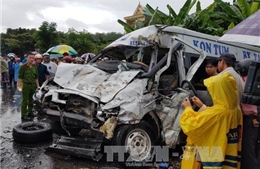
[{"left": 124, "top": 2, "right": 151, "bottom": 20}]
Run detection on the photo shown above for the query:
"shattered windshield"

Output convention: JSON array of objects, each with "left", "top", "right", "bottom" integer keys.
[{"left": 97, "top": 45, "right": 152, "bottom": 63}]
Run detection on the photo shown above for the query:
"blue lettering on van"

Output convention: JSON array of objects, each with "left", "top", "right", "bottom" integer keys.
[
  {"left": 199, "top": 42, "right": 212, "bottom": 53},
  {"left": 130, "top": 41, "right": 147, "bottom": 46},
  {"left": 192, "top": 39, "right": 260, "bottom": 62},
  {"left": 213, "top": 44, "right": 229, "bottom": 55},
  {"left": 253, "top": 53, "right": 260, "bottom": 62},
  {"left": 193, "top": 40, "right": 229, "bottom": 55},
  {"left": 243, "top": 51, "right": 251, "bottom": 59}
]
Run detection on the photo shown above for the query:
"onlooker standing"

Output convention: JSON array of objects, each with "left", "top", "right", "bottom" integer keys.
[
  {"left": 14, "top": 57, "right": 22, "bottom": 87},
  {"left": 199, "top": 58, "right": 219, "bottom": 107},
  {"left": 22, "top": 54, "right": 27, "bottom": 63},
  {"left": 205, "top": 58, "right": 218, "bottom": 77},
  {"left": 17, "top": 52, "right": 39, "bottom": 120},
  {"left": 256, "top": 106, "right": 260, "bottom": 168},
  {"left": 42, "top": 53, "right": 57, "bottom": 77},
  {"left": 0, "top": 56, "right": 9, "bottom": 88},
  {"left": 35, "top": 54, "right": 49, "bottom": 86},
  {"left": 74, "top": 57, "right": 84, "bottom": 64},
  {"left": 181, "top": 71, "right": 242, "bottom": 169},
  {"left": 217, "top": 53, "right": 244, "bottom": 102},
  {"left": 237, "top": 59, "right": 259, "bottom": 169},
  {"left": 62, "top": 55, "right": 73, "bottom": 63},
  {"left": 8, "top": 54, "right": 15, "bottom": 88},
  {"left": 52, "top": 57, "right": 61, "bottom": 65}
]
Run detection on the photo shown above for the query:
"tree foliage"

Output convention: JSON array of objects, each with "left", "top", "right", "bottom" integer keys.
[
  {"left": 118, "top": 0, "right": 260, "bottom": 36},
  {"left": 1, "top": 21, "right": 123, "bottom": 57},
  {"left": 2, "top": 0, "right": 259, "bottom": 57},
  {"left": 34, "top": 21, "right": 60, "bottom": 53},
  {"left": 1, "top": 28, "right": 36, "bottom": 57}
]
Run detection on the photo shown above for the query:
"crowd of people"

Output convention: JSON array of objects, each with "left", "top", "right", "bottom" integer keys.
[
  {"left": 0, "top": 51, "right": 91, "bottom": 89},
  {"left": 0, "top": 51, "right": 94, "bottom": 121}
]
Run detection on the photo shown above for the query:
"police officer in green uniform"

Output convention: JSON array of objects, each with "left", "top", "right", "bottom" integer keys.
[{"left": 17, "top": 52, "right": 40, "bottom": 120}]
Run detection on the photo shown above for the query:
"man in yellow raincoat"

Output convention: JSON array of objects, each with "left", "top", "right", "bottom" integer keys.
[{"left": 180, "top": 71, "right": 243, "bottom": 169}]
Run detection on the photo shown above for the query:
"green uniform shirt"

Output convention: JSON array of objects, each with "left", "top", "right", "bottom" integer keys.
[
  {"left": 0, "top": 59, "right": 8, "bottom": 73},
  {"left": 18, "top": 64, "right": 38, "bottom": 83}
]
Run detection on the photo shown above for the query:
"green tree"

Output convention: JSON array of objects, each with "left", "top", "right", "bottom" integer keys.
[
  {"left": 1, "top": 28, "right": 36, "bottom": 57},
  {"left": 1, "top": 22, "right": 123, "bottom": 57},
  {"left": 118, "top": 0, "right": 260, "bottom": 36},
  {"left": 34, "top": 21, "right": 60, "bottom": 53},
  {"left": 64, "top": 28, "right": 96, "bottom": 55}
]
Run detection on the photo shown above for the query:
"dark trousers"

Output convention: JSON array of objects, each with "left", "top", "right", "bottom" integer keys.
[
  {"left": 21, "top": 83, "right": 36, "bottom": 117},
  {"left": 241, "top": 115, "right": 259, "bottom": 169},
  {"left": 1, "top": 72, "right": 8, "bottom": 87},
  {"left": 256, "top": 127, "right": 260, "bottom": 168},
  {"left": 9, "top": 73, "right": 14, "bottom": 87}
]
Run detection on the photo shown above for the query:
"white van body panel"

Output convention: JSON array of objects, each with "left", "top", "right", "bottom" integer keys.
[{"left": 108, "top": 25, "right": 260, "bottom": 62}]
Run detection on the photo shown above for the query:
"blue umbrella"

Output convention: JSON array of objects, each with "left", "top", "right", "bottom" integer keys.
[
  {"left": 7, "top": 53, "right": 15, "bottom": 57},
  {"left": 50, "top": 53, "right": 63, "bottom": 59},
  {"left": 219, "top": 9, "right": 260, "bottom": 46}
]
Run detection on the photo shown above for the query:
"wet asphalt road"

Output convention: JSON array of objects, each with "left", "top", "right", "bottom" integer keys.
[
  {"left": 0, "top": 87, "right": 122, "bottom": 169},
  {"left": 0, "top": 87, "right": 181, "bottom": 169}
]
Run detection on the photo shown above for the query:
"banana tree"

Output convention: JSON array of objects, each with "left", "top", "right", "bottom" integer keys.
[
  {"left": 118, "top": 0, "right": 197, "bottom": 33},
  {"left": 183, "top": 0, "right": 258, "bottom": 35},
  {"left": 234, "top": 0, "right": 260, "bottom": 17},
  {"left": 117, "top": 0, "right": 260, "bottom": 36},
  {"left": 215, "top": 0, "right": 260, "bottom": 31}
]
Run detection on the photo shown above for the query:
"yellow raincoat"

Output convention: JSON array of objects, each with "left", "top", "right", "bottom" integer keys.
[{"left": 180, "top": 72, "right": 242, "bottom": 169}]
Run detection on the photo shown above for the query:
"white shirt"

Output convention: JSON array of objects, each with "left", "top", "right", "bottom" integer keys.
[
  {"left": 219, "top": 67, "right": 244, "bottom": 103},
  {"left": 42, "top": 61, "right": 57, "bottom": 77}
]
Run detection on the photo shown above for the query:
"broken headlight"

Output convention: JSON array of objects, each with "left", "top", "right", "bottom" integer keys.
[{"left": 96, "top": 107, "right": 120, "bottom": 122}]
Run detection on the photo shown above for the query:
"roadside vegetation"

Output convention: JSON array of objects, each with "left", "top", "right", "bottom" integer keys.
[
  {"left": 1, "top": 0, "right": 259, "bottom": 57},
  {"left": 119, "top": 0, "right": 260, "bottom": 35}
]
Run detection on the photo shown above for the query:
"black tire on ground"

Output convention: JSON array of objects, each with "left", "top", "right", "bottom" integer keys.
[
  {"left": 51, "top": 121, "right": 82, "bottom": 136},
  {"left": 13, "top": 121, "right": 52, "bottom": 144},
  {"left": 112, "top": 121, "right": 156, "bottom": 167}
]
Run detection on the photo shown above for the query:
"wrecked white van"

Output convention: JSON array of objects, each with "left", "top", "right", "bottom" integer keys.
[{"left": 33, "top": 25, "right": 214, "bottom": 164}]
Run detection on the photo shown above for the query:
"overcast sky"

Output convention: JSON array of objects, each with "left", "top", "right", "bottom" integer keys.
[{"left": 1, "top": 0, "right": 233, "bottom": 34}]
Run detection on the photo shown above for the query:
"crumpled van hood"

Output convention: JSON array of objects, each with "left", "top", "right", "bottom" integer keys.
[{"left": 54, "top": 63, "right": 142, "bottom": 103}]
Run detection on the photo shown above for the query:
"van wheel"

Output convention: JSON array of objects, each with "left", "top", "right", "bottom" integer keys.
[
  {"left": 112, "top": 121, "right": 155, "bottom": 167},
  {"left": 13, "top": 122, "right": 52, "bottom": 144}
]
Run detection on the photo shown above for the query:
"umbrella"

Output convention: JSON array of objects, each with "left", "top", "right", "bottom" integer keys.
[
  {"left": 50, "top": 53, "right": 63, "bottom": 59},
  {"left": 81, "top": 53, "right": 95, "bottom": 62},
  {"left": 219, "top": 9, "right": 260, "bottom": 46},
  {"left": 7, "top": 53, "right": 15, "bottom": 57},
  {"left": 46, "top": 45, "right": 78, "bottom": 56}
]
